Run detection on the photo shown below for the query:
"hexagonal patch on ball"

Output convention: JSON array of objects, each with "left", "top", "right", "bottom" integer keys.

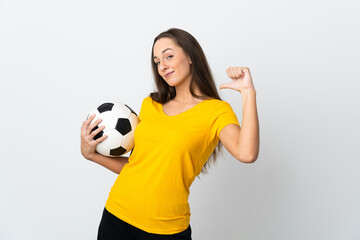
[
  {"left": 110, "top": 146, "right": 127, "bottom": 156},
  {"left": 116, "top": 118, "right": 132, "bottom": 135}
]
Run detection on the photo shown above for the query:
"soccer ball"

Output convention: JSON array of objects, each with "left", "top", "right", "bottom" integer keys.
[{"left": 87, "top": 102, "right": 139, "bottom": 157}]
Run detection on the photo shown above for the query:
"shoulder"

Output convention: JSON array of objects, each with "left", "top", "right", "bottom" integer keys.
[
  {"left": 204, "top": 98, "right": 233, "bottom": 111},
  {"left": 141, "top": 96, "right": 156, "bottom": 106},
  {"left": 143, "top": 96, "right": 152, "bottom": 103},
  {"left": 138, "top": 96, "right": 154, "bottom": 120},
  {"left": 139, "top": 96, "right": 161, "bottom": 114}
]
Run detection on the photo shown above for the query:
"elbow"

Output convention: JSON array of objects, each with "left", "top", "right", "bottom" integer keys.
[
  {"left": 237, "top": 153, "right": 258, "bottom": 164},
  {"left": 246, "top": 156, "right": 258, "bottom": 164}
]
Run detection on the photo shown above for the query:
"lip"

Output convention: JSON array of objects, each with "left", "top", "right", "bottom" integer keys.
[{"left": 164, "top": 71, "right": 174, "bottom": 78}]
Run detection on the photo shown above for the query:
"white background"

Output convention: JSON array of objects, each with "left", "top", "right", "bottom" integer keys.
[{"left": 1, "top": 0, "right": 359, "bottom": 239}]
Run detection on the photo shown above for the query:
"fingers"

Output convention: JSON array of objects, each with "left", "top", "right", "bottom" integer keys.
[
  {"left": 81, "top": 114, "right": 105, "bottom": 141},
  {"left": 94, "top": 134, "right": 108, "bottom": 144},
  {"left": 89, "top": 124, "right": 106, "bottom": 140},
  {"left": 235, "top": 68, "right": 243, "bottom": 79},
  {"left": 84, "top": 114, "right": 103, "bottom": 136},
  {"left": 227, "top": 67, "right": 243, "bottom": 80},
  {"left": 88, "top": 118, "right": 103, "bottom": 134},
  {"left": 81, "top": 114, "right": 96, "bottom": 135},
  {"left": 228, "top": 67, "right": 239, "bottom": 80},
  {"left": 80, "top": 114, "right": 109, "bottom": 159},
  {"left": 226, "top": 67, "right": 250, "bottom": 80}
]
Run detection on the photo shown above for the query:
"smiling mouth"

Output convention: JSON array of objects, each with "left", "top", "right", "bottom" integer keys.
[{"left": 165, "top": 71, "right": 174, "bottom": 78}]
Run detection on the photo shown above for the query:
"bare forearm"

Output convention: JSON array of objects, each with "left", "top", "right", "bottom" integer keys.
[
  {"left": 238, "top": 88, "right": 259, "bottom": 162},
  {"left": 88, "top": 153, "right": 129, "bottom": 174}
]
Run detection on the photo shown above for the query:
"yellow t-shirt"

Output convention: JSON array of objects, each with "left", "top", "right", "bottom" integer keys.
[{"left": 105, "top": 96, "right": 239, "bottom": 234}]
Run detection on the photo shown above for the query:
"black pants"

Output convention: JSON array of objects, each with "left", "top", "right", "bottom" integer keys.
[{"left": 97, "top": 208, "right": 192, "bottom": 240}]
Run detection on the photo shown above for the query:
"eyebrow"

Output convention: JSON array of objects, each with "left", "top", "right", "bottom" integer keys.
[{"left": 153, "top": 48, "right": 173, "bottom": 60}]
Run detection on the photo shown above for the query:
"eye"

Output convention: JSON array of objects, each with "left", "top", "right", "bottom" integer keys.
[{"left": 167, "top": 55, "right": 174, "bottom": 59}]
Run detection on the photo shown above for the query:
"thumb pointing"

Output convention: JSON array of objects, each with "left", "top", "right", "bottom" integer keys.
[{"left": 219, "top": 83, "right": 231, "bottom": 90}]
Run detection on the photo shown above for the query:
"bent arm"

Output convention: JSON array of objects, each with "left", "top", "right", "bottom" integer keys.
[
  {"left": 220, "top": 88, "right": 259, "bottom": 163},
  {"left": 88, "top": 153, "right": 129, "bottom": 174}
]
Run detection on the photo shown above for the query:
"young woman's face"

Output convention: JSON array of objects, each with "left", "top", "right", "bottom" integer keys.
[{"left": 153, "top": 38, "right": 192, "bottom": 87}]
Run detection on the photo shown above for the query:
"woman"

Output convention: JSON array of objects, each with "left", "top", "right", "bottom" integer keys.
[{"left": 80, "top": 28, "right": 259, "bottom": 240}]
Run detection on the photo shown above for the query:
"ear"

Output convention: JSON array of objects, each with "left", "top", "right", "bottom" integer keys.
[{"left": 187, "top": 56, "right": 192, "bottom": 64}]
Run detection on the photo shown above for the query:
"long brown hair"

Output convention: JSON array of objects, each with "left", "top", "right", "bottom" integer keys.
[{"left": 150, "top": 28, "right": 224, "bottom": 175}]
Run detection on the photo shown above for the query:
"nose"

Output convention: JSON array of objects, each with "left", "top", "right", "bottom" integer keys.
[{"left": 159, "top": 61, "right": 168, "bottom": 72}]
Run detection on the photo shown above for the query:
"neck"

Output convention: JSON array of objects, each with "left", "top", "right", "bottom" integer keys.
[{"left": 173, "top": 81, "right": 202, "bottom": 104}]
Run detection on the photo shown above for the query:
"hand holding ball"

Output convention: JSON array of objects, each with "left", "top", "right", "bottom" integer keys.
[{"left": 86, "top": 102, "right": 139, "bottom": 157}]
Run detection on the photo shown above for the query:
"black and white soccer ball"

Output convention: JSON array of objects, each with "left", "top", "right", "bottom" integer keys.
[{"left": 87, "top": 102, "right": 139, "bottom": 157}]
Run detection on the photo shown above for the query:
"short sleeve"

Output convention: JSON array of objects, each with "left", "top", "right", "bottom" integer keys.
[{"left": 210, "top": 101, "right": 240, "bottom": 139}]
